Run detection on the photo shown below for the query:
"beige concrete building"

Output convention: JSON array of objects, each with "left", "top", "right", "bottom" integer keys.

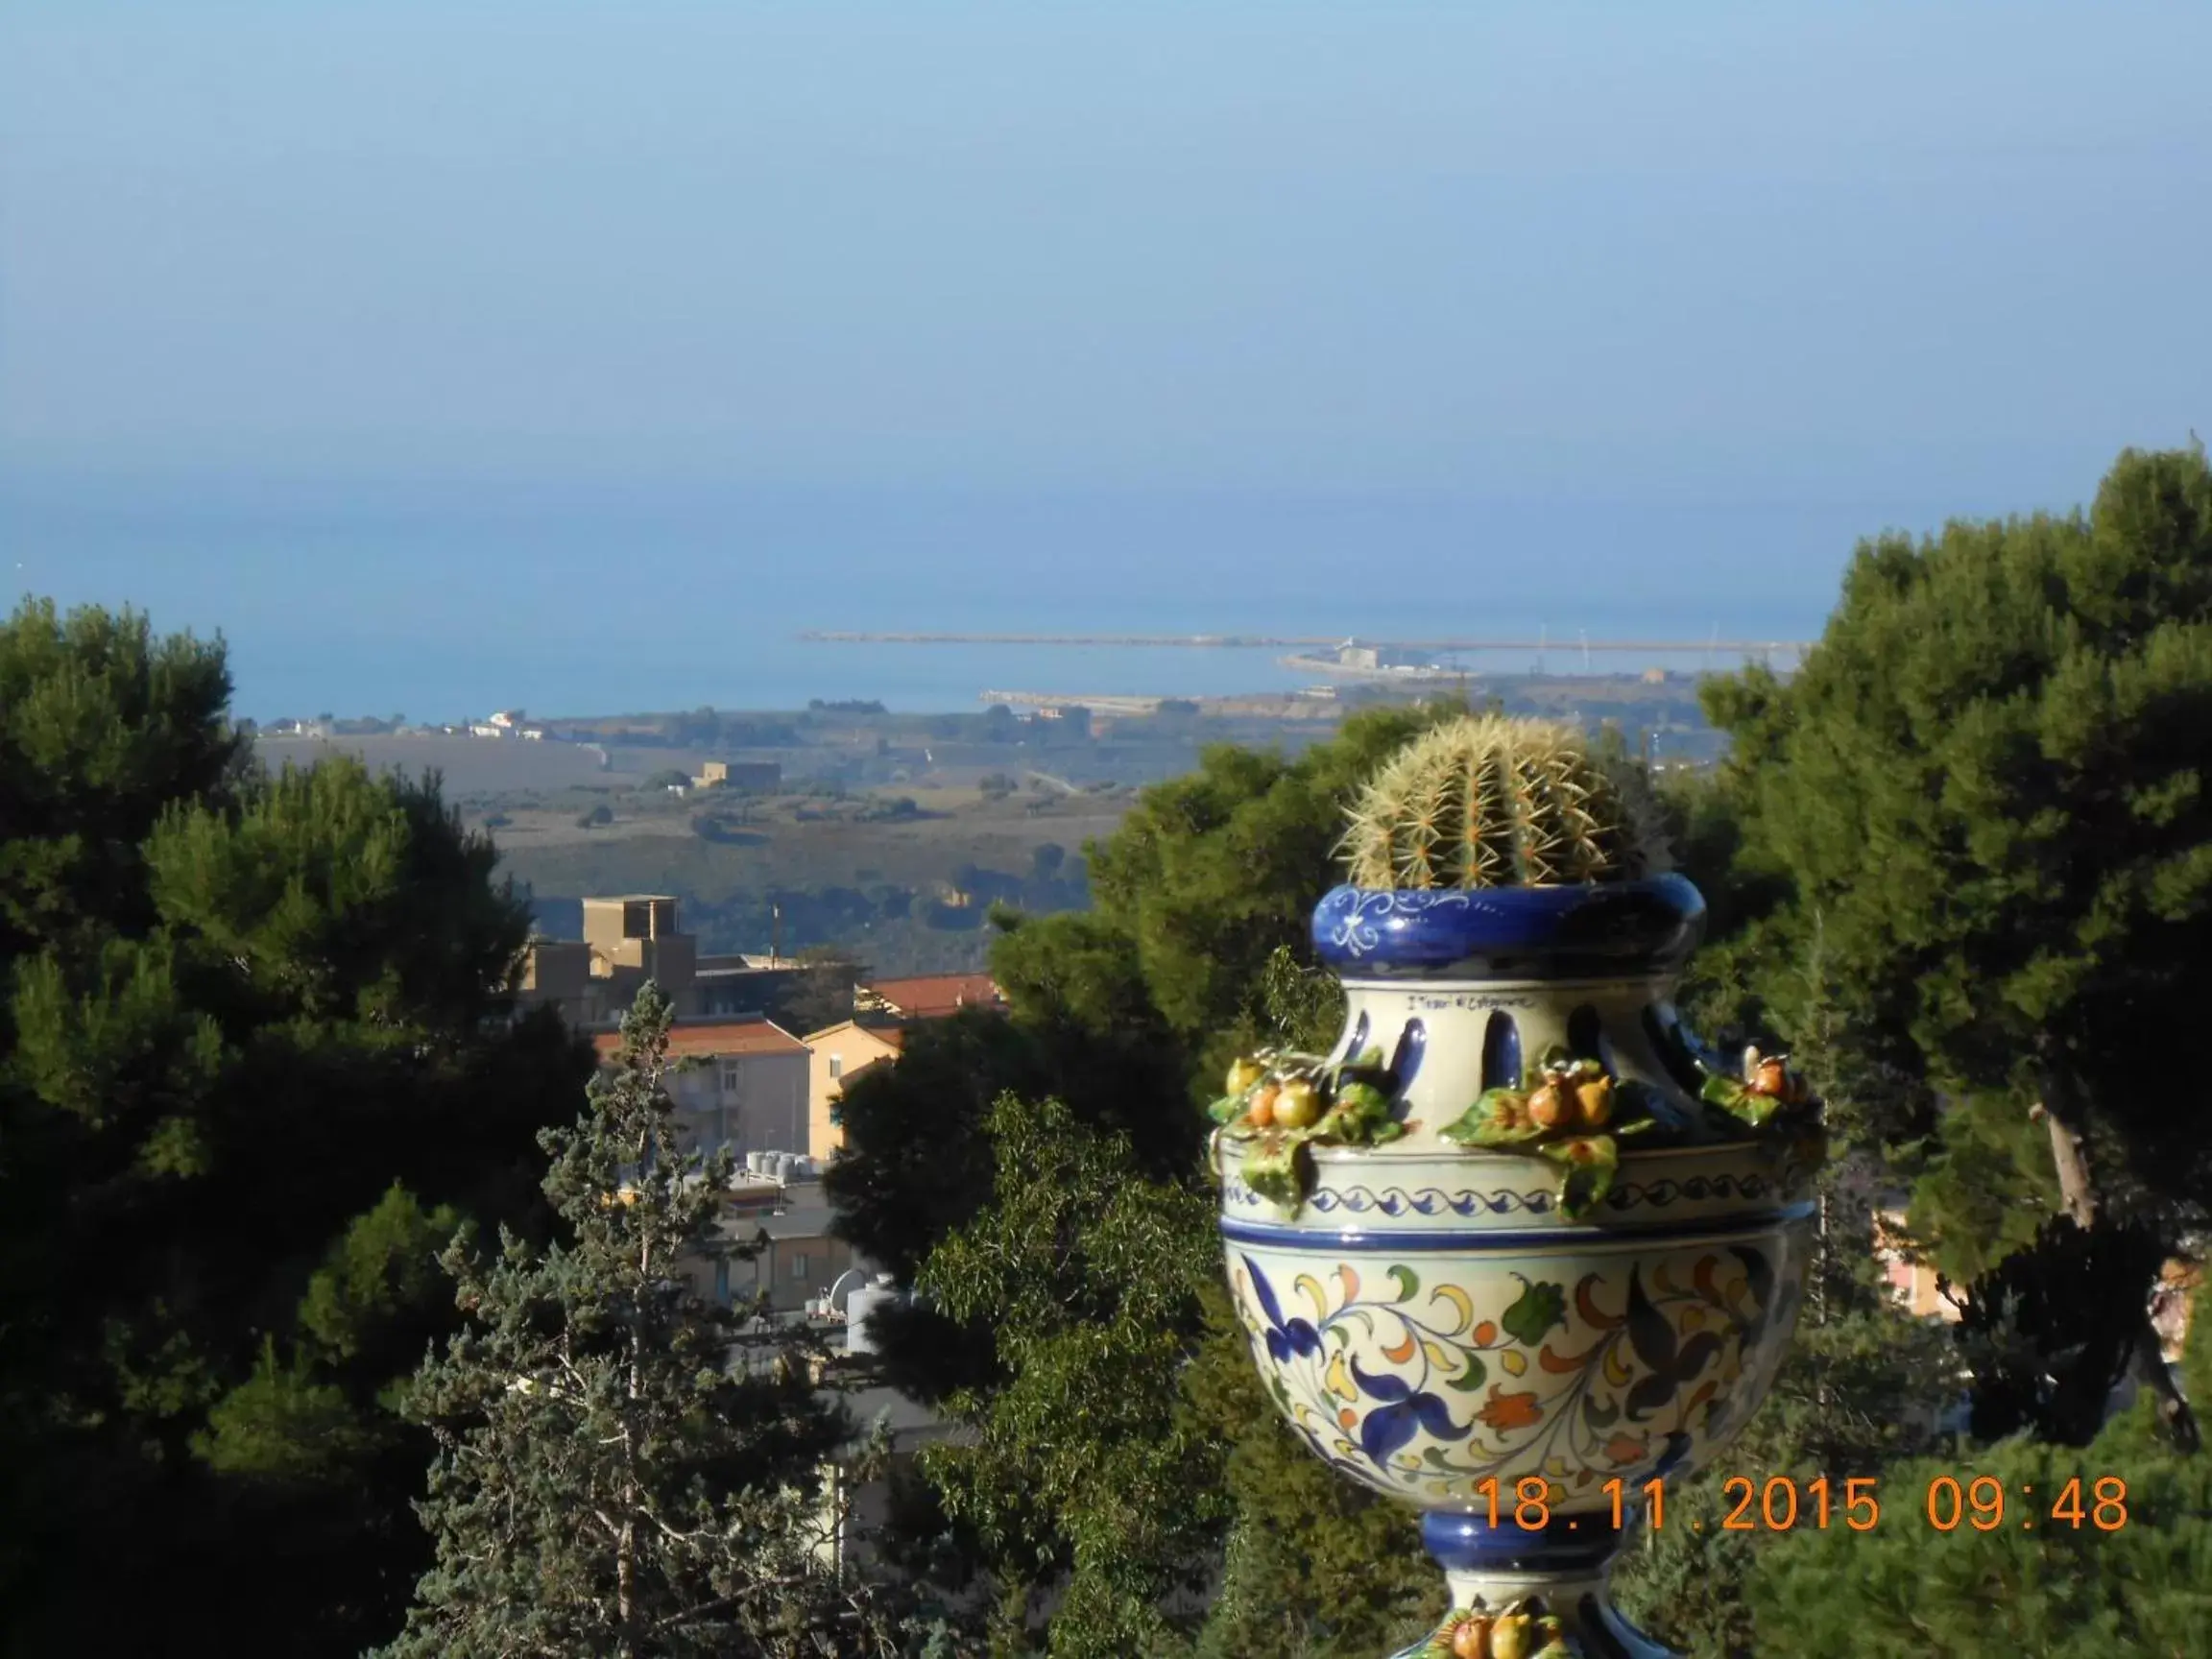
[
  {"left": 584, "top": 894, "right": 698, "bottom": 995},
  {"left": 802, "top": 1022, "right": 905, "bottom": 1158},
  {"left": 663, "top": 1175, "right": 869, "bottom": 1316},
  {"left": 515, "top": 895, "right": 803, "bottom": 1026}
]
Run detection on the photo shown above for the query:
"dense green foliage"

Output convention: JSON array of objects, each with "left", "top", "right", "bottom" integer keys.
[
  {"left": 0, "top": 598, "right": 594, "bottom": 1656},
  {"left": 1746, "top": 1409, "right": 2212, "bottom": 1656},
  {"left": 917, "top": 1094, "right": 1223, "bottom": 1657},
  {"left": 381, "top": 984, "right": 894, "bottom": 1657},
  {"left": 1694, "top": 444, "right": 2212, "bottom": 1448}
]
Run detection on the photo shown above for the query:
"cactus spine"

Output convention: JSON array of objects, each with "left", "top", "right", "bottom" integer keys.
[{"left": 1338, "top": 715, "right": 1666, "bottom": 889}]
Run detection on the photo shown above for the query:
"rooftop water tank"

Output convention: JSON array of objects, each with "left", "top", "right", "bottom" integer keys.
[{"left": 845, "top": 1275, "right": 903, "bottom": 1357}]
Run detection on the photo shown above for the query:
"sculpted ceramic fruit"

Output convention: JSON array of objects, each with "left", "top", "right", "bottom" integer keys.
[
  {"left": 1489, "top": 1614, "right": 1532, "bottom": 1659},
  {"left": 1226, "top": 1057, "right": 1265, "bottom": 1096},
  {"left": 1751, "top": 1058, "right": 1790, "bottom": 1097},
  {"left": 1274, "top": 1077, "right": 1322, "bottom": 1130},
  {"left": 1533, "top": 1614, "right": 1570, "bottom": 1657},
  {"left": 1573, "top": 1075, "right": 1614, "bottom": 1127},
  {"left": 1451, "top": 1614, "right": 1493, "bottom": 1658},
  {"left": 1526, "top": 1082, "right": 1570, "bottom": 1131},
  {"left": 1245, "top": 1084, "right": 1278, "bottom": 1129}
]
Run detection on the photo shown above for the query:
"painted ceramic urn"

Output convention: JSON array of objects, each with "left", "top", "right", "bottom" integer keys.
[{"left": 1210, "top": 718, "right": 1823, "bottom": 1659}]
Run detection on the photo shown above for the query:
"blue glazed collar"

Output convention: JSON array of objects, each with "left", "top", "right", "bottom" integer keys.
[{"left": 1310, "top": 875, "right": 1706, "bottom": 981}]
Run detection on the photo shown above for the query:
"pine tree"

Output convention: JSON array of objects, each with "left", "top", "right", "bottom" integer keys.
[
  {"left": 1692, "top": 444, "right": 2212, "bottom": 1450},
  {"left": 381, "top": 983, "right": 900, "bottom": 1658},
  {"left": 1, "top": 600, "right": 598, "bottom": 1655}
]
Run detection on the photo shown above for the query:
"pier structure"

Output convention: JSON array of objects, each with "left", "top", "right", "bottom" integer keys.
[{"left": 800, "top": 630, "right": 1810, "bottom": 662}]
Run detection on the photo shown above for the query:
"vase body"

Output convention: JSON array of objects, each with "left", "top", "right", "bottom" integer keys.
[{"left": 1214, "top": 878, "right": 1818, "bottom": 1658}]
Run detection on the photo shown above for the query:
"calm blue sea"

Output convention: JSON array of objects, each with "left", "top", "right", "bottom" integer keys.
[{"left": 4, "top": 475, "right": 1897, "bottom": 720}]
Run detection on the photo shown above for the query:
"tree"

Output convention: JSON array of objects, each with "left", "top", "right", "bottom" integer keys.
[
  {"left": 1693, "top": 445, "right": 2212, "bottom": 1451},
  {"left": 786, "top": 945, "right": 867, "bottom": 1034},
  {"left": 1743, "top": 1411, "right": 2212, "bottom": 1655},
  {"left": 1613, "top": 914, "right": 1960, "bottom": 1657},
  {"left": 381, "top": 984, "right": 898, "bottom": 1658},
  {"left": 915, "top": 1094, "right": 1225, "bottom": 1658},
  {"left": 0, "top": 599, "right": 595, "bottom": 1656}
]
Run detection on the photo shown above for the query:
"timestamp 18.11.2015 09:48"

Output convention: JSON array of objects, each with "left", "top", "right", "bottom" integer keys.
[{"left": 1466, "top": 1473, "right": 2132, "bottom": 1533}]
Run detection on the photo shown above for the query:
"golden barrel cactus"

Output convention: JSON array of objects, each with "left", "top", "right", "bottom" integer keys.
[{"left": 1337, "top": 714, "right": 1667, "bottom": 890}]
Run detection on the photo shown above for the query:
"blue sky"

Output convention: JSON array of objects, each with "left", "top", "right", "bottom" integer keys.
[{"left": 3, "top": 3, "right": 2209, "bottom": 715}]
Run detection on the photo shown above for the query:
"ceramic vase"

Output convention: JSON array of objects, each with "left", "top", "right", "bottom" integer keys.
[{"left": 1213, "top": 876, "right": 1819, "bottom": 1659}]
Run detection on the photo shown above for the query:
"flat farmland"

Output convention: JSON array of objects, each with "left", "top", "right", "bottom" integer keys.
[
  {"left": 486, "top": 785, "right": 1131, "bottom": 908},
  {"left": 255, "top": 734, "right": 615, "bottom": 793}
]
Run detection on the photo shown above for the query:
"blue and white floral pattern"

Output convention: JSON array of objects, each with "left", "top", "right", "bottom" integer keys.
[
  {"left": 1317, "top": 887, "right": 1480, "bottom": 960},
  {"left": 1222, "top": 1172, "right": 1781, "bottom": 1219},
  {"left": 1310, "top": 876, "right": 1706, "bottom": 977}
]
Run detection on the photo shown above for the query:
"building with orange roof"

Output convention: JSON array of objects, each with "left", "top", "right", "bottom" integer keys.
[
  {"left": 592, "top": 1017, "right": 810, "bottom": 1160},
  {"left": 853, "top": 973, "right": 1004, "bottom": 1022},
  {"left": 1873, "top": 1207, "right": 1960, "bottom": 1325}
]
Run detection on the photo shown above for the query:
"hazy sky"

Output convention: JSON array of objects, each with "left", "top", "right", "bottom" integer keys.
[{"left": 4, "top": 2, "right": 2209, "bottom": 713}]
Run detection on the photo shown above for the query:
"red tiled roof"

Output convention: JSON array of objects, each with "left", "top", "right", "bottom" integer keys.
[
  {"left": 592, "top": 1019, "right": 807, "bottom": 1061},
  {"left": 860, "top": 974, "right": 1004, "bottom": 1020}
]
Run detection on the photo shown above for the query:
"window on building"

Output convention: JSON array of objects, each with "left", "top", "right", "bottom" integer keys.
[
  {"left": 719, "top": 1058, "right": 742, "bottom": 1094},
  {"left": 828, "top": 1053, "right": 843, "bottom": 1080},
  {"left": 790, "top": 1252, "right": 809, "bottom": 1281}
]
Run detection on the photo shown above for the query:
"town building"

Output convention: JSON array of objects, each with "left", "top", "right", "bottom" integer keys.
[
  {"left": 694, "top": 758, "right": 782, "bottom": 791},
  {"left": 725, "top": 1178, "right": 858, "bottom": 1313},
  {"left": 853, "top": 972, "right": 1004, "bottom": 1022},
  {"left": 1873, "top": 1207, "right": 1959, "bottom": 1323},
  {"left": 518, "top": 902, "right": 1009, "bottom": 1163},
  {"left": 592, "top": 1018, "right": 809, "bottom": 1159},
  {"left": 515, "top": 895, "right": 804, "bottom": 1025},
  {"left": 802, "top": 1022, "right": 905, "bottom": 1157}
]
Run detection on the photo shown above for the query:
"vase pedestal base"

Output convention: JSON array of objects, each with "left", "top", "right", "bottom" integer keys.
[{"left": 1386, "top": 1510, "right": 1675, "bottom": 1659}]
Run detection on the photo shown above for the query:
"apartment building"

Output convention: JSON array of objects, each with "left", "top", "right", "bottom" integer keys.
[
  {"left": 802, "top": 1022, "right": 905, "bottom": 1158},
  {"left": 590, "top": 1017, "right": 809, "bottom": 1157}
]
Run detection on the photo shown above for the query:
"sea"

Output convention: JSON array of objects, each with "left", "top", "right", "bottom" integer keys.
[{"left": 4, "top": 473, "right": 1898, "bottom": 721}]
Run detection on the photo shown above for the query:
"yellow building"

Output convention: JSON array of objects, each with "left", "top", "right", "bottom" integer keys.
[{"left": 803, "top": 1022, "right": 905, "bottom": 1159}]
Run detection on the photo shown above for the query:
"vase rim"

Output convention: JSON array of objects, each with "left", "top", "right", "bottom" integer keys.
[
  {"left": 1297, "top": 1138, "right": 1774, "bottom": 1165},
  {"left": 1219, "top": 1199, "right": 1815, "bottom": 1253},
  {"left": 1310, "top": 872, "right": 1705, "bottom": 979}
]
